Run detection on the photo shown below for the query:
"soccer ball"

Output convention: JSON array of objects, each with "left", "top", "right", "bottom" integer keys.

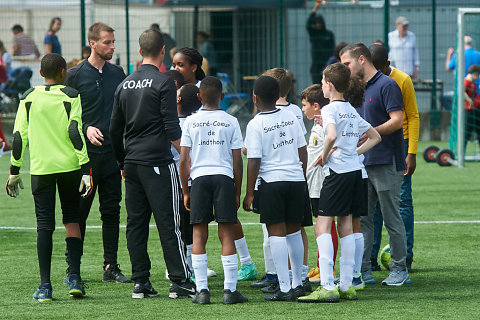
[{"left": 380, "top": 245, "right": 392, "bottom": 270}]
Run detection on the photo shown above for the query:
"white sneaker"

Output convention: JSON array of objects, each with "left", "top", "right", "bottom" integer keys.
[
  {"left": 381, "top": 270, "right": 410, "bottom": 286},
  {"left": 207, "top": 268, "right": 216, "bottom": 277}
]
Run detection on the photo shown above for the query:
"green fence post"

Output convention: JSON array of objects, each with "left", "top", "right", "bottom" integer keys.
[
  {"left": 81, "top": 0, "right": 86, "bottom": 58},
  {"left": 279, "top": 0, "right": 284, "bottom": 67},
  {"left": 430, "top": 0, "right": 441, "bottom": 140},
  {"left": 125, "top": 0, "right": 130, "bottom": 75},
  {"left": 383, "top": 0, "right": 389, "bottom": 50}
]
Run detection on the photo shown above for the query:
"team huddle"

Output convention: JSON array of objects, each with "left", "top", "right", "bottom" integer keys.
[{"left": 6, "top": 22, "right": 417, "bottom": 304}]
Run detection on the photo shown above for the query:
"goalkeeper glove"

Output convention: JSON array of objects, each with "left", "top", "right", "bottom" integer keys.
[
  {"left": 6, "top": 175, "right": 24, "bottom": 197},
  {"left": 79, "top": 166, "right": 93, "bottom": 198}
]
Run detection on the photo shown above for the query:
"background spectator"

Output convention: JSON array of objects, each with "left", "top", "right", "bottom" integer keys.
[
  {"left": 44, "top": 17, "right": 62, "bottom": 55},
  {"left": 0, "top": 41, "right": 12, "bottom": 78},
  {"left": 306, "top": 0, "right": 335, "bottom": 84},
  {"left": 196, "top": 31, "right": 217, "bottom": 76},
  {"left": 12, "top": 24, "right": 40, "bottom": 58},
  {"left": 388, "top": 16, "right": 419, "bottom": 79},
  {"left": 150, "top": 23, "right": 176, "bottom": 69},
  {"left": 446, "top": 35, "right": 480, "bottom": 89}
]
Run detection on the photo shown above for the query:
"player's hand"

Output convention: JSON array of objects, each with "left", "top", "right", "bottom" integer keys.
[
  {"left": 243, "top": 193, "right": 254, "bottom": 212},
  {"left": 314, "top": 114, "right": 323, "bottom": 126},
  {"left": 183, "top": 194, "right": 191, "bottom": 211},
  {"left": 447, "top": 48, "right": 454, "bottom": 56},
  {"left": 79, "top": 169, "right": 93, "bottom": 198},
  {"left": 6, "top": 175, "right": 24, "bottom": 197},
  {"left": 86, "top": 126, "right": 104, "bottom": 146},
  {"left": 242, "top": 147, "right": 247, "bottom": 156},
  {"left": 121, "top": 170, "right": 125, "bottom": 181},
  {"left": 357, "top": 133, "right": 367, "bottom": 146},
  {"left": 405, "top": 153, "right": 417, "bottom": 176}
]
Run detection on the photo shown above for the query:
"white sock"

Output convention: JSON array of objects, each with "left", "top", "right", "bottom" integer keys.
[
  {"left": 286, "top": 230, "right": 304, "bottom": 288},
  {"left": 234, "top": 237, "right": 252, "bottom": 266},
  {"left": 353, "top": 233, "right": 364, "bottom": 278},
  {"left": 339, "top": 234, "right": 356, "bottom": 292},
  {"left": 192, "top": 254, "right": 208, "bottom": 292},
  {"left": 186, "top": 244, "right": 193, "bottom": 272},
  {"left": 221, "top": 254, "right": 238, "bottom": 292},
  {"left": 302, "top": 265, "right": 309, "bottom": 280},
  {"left": 269, "top": 236, "right": 291, "bottom": 293},
  {"left": 262, "top": 224, "right": 276, "bottom": 275},
  {"left": 316, "top": 233, "right": 334, "bottom": 290}
]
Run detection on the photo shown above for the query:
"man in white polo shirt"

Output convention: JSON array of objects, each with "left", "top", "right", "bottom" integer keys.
[{"left": 388, "top": 16, "right": 420, "bottom": 79}]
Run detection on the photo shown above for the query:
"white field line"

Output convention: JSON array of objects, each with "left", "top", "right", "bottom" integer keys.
[{"left": 1, "top": 220, "right": 480, "bottom": 230}]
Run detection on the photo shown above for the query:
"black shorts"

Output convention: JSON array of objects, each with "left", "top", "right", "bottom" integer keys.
[
  {"left": 318, "top": 169, "right": 364, "bottom": 217},
  {"left": 190, "top": 175, "right": 237, "bottom": 224},
  {"left": 352, "top": 178, "right": 368, "bottom": 218},
  {"left": 311, "top": 197, "right": 320, "bottom": 217},
  {"left": 31, "top": 170, "right": 82, "bottom": 231},
  {"left": 301, "top": 185, "right": 313, "bottom": 226},
  {"left": 257, "top": 179, "right": 305, "bottom": 225}
]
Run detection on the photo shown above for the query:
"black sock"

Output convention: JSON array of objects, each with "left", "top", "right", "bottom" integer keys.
[
  {"left": 66, "top": 237, "right": 83, "bottom": 276},
  {"left": 37, "top": 230, "right": 53, "bottom": 285}
]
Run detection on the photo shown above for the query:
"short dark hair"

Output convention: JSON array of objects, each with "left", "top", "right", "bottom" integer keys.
[
  {"left": 165, "top": 69, "right": 185, "bottom": 89},
  {"left": 179, "top": 83, "right": 202, "bottom": 115},
  {"left": 323, "top": 63, "right": 351, "bottom": 93},
  {"left": 49, "top": 17, "right": 61, "bottom": 32},
  {"left": 334, "top": 41, "right": 348, "bottom": 62},
  {"left": 369, "top": 44, "right": 389, "bottom": 70},
  {"left": 254, "top": 76, "right": 279, "bottom": 107},
  {"left": 300, "top": 84, "right": 328, "bottom": 107},
  {"left": 262, "top": 68, "right": 292, "bottom": 98},
  {"left": 12, "top": 24, "right": 23, "bottom": 32},
  {"left": 373, "top": 39, "right": 385, "bottom": 46},
  {"left": 41, "top": 53, "right": 66, "bottom": 79},
  {"left": 88, "top": 22, "right": 114, "bottom": 42},
  {"left": 468, "top": 64, "right": 480, "bottom": 75},
  {"left": 199, "top": 76, "right": 223, "bottom": 106},
  {"left": 196, "top": 31, "right": 210, "bottom": 39},
  {"left": 340, "top": 42, "right": 372, "bottom": 63},
  {"left": 139, "top": 29, "right": 164, "bottom": 58},
  {"left": 82, "top": 46, "right": 91, "bottom": 55},
  {"left": 150, "top": 23, "right": 160, "bottom": 31},
  {"left": 344, "top": 75, "right": 365, "bottom": 108}
]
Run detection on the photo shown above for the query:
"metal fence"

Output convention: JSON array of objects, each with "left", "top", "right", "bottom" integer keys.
[{"left": 1, "top": 1, "right": 479, "bottom": 113}]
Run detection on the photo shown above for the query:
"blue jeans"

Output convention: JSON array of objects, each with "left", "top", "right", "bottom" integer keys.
[{"left": 371, "top": 139, "right": 414, "bottom": 261}]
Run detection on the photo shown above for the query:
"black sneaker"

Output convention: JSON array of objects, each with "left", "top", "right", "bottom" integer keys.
[
  {"left": 192, "top": 289, "right": 210, "bottom": 304},
  {"left": 132, "top": 280, "right": 158, "bottom": 299},
  {"left": 264, "top": 288, "right": 297, "bottom": 302},
  {"left": 261, "top": 282, "right": 279, "bottom": 293},
  {"left": 406, "top": 258, "right": 414, "bottom": 273},
  {"left": 63, "top": 266, "right": 71, "bottom": 284},
  {"left": 169, "top": 279, "right": 196, "bottom": 299},
  {"left": 103, "top": 264, "right": 132, "bottom": 283},
  {"left": 293, "top": 285, "right": 306, "bottom": 298},
  {"left": 303, "top": 278, "right": 312, "bottom": 293},
  {"left": 251, "top": 274, "right": 278, "bottom": 288},
  {"left": 223, "top": 289, "right": 248, "bottom": 304},
  {"left": 371, "top": 258, "right": 382, "bottom": 271}
]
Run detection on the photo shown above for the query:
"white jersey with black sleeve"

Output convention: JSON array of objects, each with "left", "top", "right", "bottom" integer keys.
[
  {"left": 321, "top": 100, "right": 371, "bottom": 176},
  {"left": 244, "top": 108, "right": 306, "bottom": 183},
  {"left": 180, "top": 109, "right": 243, "bottom": 180}
]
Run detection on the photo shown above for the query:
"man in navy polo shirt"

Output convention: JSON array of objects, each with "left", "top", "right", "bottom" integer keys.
[{"left": 340, "top": 43, "right": 409, "bottom": 286}]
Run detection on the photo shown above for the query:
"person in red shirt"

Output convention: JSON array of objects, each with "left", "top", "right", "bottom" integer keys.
[{"left": 464, "top": 64, "right": 480, "bottom": 151}]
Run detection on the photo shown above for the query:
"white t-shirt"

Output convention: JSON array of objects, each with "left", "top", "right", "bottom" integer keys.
[
  {"left": 306, "top": 123, "right": 325, "bottom": 198},
  {"left": 180, "top": 109, "right": 243, "bottom": 180},
  {"left": 321, "top": 100, "right": 371, "bottom": 176},
  {"left": 245, "top": 108, "right": 306, "bottom": 183},
  {"left": 171, "top": 117, "right": 187, "bottom": 171},
  {"left": 276, "top": 103, "right": 307, "bottom": 135}
]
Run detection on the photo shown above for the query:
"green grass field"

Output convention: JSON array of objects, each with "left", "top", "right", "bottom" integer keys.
[{"left": 1, "top": 141, "right": 479, "bottom": 319}]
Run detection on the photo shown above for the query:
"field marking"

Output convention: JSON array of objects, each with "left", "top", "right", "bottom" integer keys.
[{"left": 2, "top": 220, "right": 480, "bottom": 230}]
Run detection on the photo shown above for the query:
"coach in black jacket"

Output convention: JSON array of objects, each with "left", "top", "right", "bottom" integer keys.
[
  {"left": 65, "top": 22, "right": 130, "bottom": 283},
  {"left": 110, "top": 29, "right": 195, "bottom": 299}
]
